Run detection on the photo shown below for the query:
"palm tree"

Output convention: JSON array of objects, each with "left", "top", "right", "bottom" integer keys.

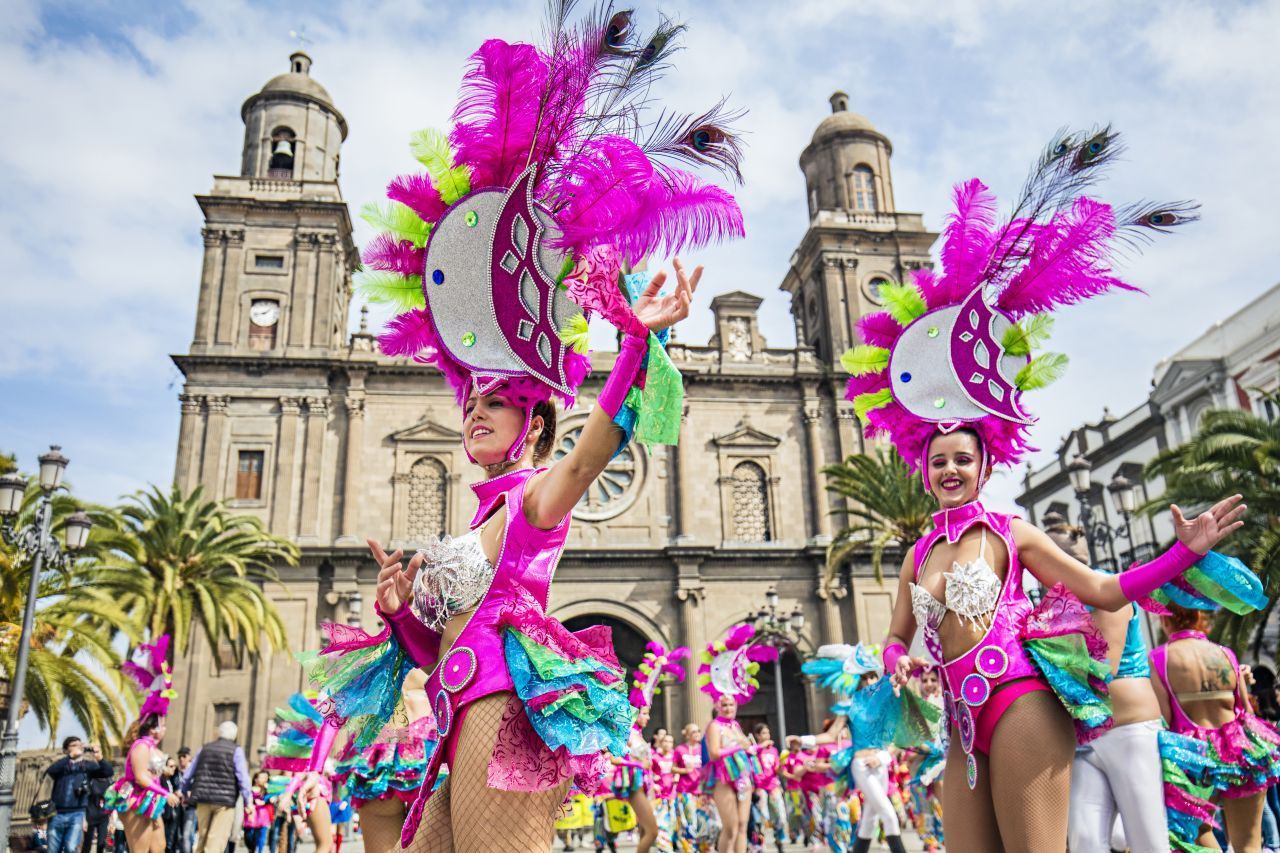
[
  {"left": 0, "top": 483, "right": 143, "bottom": 743},
  {"left": 94, "top": 485, "right": 299, "bottom": 663},
  {"left": 823, "top": 447, "right": 936, "bottom": 582},
  {"left": 1143, "top": 398, "right": 1280, "bottom": 653}
]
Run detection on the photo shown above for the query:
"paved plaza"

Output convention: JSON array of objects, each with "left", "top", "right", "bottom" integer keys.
[{"left": 290, "top": 835, "right": 928, "bottom": 851}]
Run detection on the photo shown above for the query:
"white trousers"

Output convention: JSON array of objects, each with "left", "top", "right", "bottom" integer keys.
[
  {"left": 851, "top": 750, "right": 900, "bottom": 840},
  {"left": 1068, "top": 719, "right": 1168, "bottom": 853}
]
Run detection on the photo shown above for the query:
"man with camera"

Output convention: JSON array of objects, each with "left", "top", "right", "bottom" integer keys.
[
  {"left": 79, "top": 743, "right": 114, "bottom": 853},
  {"left": 44, "top": 736, "right": 113, "bottom": 853}
]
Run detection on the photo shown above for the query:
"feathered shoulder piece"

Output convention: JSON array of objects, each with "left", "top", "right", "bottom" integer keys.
[
  {"left": 121, "top": 634, "right": 177, "bottom": 718},
  {"left": 801, "top": 643, "right": 883, "bottom": 698},
  {"left": 359, "top": 0, "right": 746, "bottom": 454},
  {"left": 696, "top": 624, "right": 776, "bottom": 703},
  {"left": 842, "top": 127, "right": 1197, "bottom": 472},
  {"left": 629, "top": 641, "right": 689, "bottom": 710}
]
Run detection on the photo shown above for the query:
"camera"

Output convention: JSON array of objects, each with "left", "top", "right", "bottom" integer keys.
[{"left": 73, "top": 780, "right": 89, "bottom": 798}]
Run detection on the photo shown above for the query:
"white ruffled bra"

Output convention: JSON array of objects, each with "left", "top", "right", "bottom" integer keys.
[{"left": 910, "top": 529, "right": 1002, "bottom": 634}]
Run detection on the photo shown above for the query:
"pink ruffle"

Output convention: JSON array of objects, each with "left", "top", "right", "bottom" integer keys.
[
  {"left": 1023, "top": 585, "right": 1108, "bottom": 659},
  {"left": 496, "top": 587, "right": 624, "bottom": 682},
  {"left": 486, "top": 693, "right": 610, "bottom": 794}
]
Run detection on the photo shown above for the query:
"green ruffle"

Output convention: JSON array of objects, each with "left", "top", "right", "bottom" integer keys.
[{"left": 635, "top": 336, "right": 682, "bottom": 446}]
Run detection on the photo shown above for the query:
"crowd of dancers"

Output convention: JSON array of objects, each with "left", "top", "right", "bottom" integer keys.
[{"left": 94, "top": 1, "right": 1280, "bottom": 850}]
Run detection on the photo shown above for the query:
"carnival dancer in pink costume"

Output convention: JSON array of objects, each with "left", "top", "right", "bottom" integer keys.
[
  {"left": 748, "top": 723, "right": 786, "bottom": 853},
  {"left": 652, "top": 732, "right": 679, "bottom": 852},
  {"left": 296, "top": 5, "right": 744, "bottom": 850},
  {"left": 842, "top": 127, "right": 1250, "bottom": 849},
  {"left": 103, "top": 635, "right": 180, "bottom": 853},
  {"left": 1151, "top": 591, "right": 1279, "bottom": 852},
  {"left": 674, "top": 723, "right": 716, "bottom": 850},
  {"left": 264, "top": 692, "right": 338, "bottom": 853},
  {"left": 619, "top": 643, "right": 689, "bottom": 853},
  {"left": 697, "top": 625, "right": 773, "bottom": 853}
]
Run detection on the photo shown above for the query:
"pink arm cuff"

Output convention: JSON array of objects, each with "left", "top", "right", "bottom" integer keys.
[
  {"left": 146, "top": 782, "right": 170, "bottom": 799},
  {"left": 306, "top": 719, "right": 341, "bottom": 774},
  {"left": 883, "top": 641, "right": 907, "bottom": 675},
  {"left": 597, "top": 334, "right": 648, "bottom": 417},
  {"left": 1118, "top": 540, "right": 1201, "bottom": 602},
  {"left": 375, "top": 600, "right": 440, "bottom": 669}
]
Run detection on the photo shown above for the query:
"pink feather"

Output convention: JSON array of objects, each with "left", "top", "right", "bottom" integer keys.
[
  {"left": 618, "top": 168, "right": 745, "bottom": 264},
  {"left": 855, "top": 312, "right": 903, "bottom": 348},
  {"left": 845, "top": 372, "right": 889, "bottom": 401},
  {"left": 996, "top": 197, "right": 1140, "bottom": 319},
  {"left": 378, "top": 310, "right": 469, "bottom": 402},
  {"left": 386, "top": 173, "right": 447, "bottom": 225},
  {"left": 551, "top": 137, "right": 655, "bottom": 255},
  {"left": 940, "top": 179, "right": 998, "bottom": 295},
  {"left": 362, "top": 234, "right": 424, "bottom": 277},
  {"left": 450, "top": 40, "right": 550, "bottom": 190}
]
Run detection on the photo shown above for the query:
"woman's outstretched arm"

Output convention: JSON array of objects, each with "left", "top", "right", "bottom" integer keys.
[{"left": 524, "top": 260, "right": 701, "bottom": 529}]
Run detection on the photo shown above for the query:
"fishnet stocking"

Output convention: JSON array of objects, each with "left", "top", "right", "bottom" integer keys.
[
  {"left": 395, "top": 693, "right": 571, "bottom": 853},
  {"left": 988, "top": 687, "right": 1075, "bottom": 852},
  {"left": 359, "top": 796, "right": 409, "bottom": 853},
  {"left": 121, "top": 812, "right": 165, "bottom": 853},
  {"left": 940, "top": 736, "right": 996, "bottom": 851},
  {"left": 1216, "top": 791, "right": 1264, "bottom": 853}
]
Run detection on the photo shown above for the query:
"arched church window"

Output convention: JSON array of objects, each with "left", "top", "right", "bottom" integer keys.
[
  {"left": 269, "top": 128, "right": 296, "bottom": 178},
  {"left": 851, "top": 165, "right": 877, "bottom": 211},
  {"left": 406, "top": 457, "right": 447, "bottom": 541},
  {"left": 731, "top": 461, "right": 772, "bottom": 542},
  {"left": 864, "top": 276, "right": 889, "bottom": 305}
]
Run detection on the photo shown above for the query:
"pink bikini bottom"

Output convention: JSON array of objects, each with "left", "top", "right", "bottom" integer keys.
[{"left": 973, "top": 678, "right": 1051, "bottom": 755}]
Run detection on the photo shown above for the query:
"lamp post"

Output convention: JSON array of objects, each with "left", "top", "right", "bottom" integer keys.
[
  {"left": 749, "top": 586, "right": 806, "bottom": 745},
  {"left": 0, "top": 447, "right": 92, "bottom": 845},
  {"left": 1065, "top": 454, "right": 1138, "bottom": 570}
]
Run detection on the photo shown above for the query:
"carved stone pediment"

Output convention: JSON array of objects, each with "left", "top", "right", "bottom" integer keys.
[
  {"left": 711, "top": 423, "right": 782, "bottom": 449},
  {"left": 389, "top": 417, "right": 462, "bottom": 444}
]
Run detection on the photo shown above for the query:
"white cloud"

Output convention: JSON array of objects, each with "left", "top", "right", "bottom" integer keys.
[{"left": 1, "top": 0, "right": 1277, "bottom": 511}]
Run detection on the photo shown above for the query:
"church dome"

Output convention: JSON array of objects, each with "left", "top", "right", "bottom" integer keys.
[
  {"left": 810, "top": 91, "right": 884, "bottom": 145},
  {"left": 260, "top": 70, "right": 335, "bottom": 106},
  {"left": 241, "top": 51, "right": 347, "bottom": 141}
]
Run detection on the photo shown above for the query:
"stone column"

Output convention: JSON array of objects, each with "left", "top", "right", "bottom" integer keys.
[
  {"left": 815, "top": 562, "right": 847, "bottom": 647},
  {"left": 289, "top": 233, "right": 317, "bottom": 351},
  {"left": 803, "top": 397, "right": 832, "bottom": 539},
  {"left": 298, "top": 396, "right": 329, "bottom": 541},
  {"left": 675, "top": 405, "right": 696, "bottom": 543},
  {"left": 213, "top": 229, "right": 245, "bottom": 347},
  {"left": 192, "top": 229, "right": 223, "bottom": 347},
  {"left": 272, "top": 397, "right": 302, "bottom": 536},
  {"left": 676, "top": 561, "right": 709, "bottom": 724},
  {"left": 312, "top": 233, "right": 338, "bottom": 349},
  {"left": 338, "top": 396, "right": 365, "bottom": 543},
  {"left": 174, "top": 394, "right": 204, "bottom": 492},
  {"left": 200, "top": 395, "right": 230, "bottom": 495}
]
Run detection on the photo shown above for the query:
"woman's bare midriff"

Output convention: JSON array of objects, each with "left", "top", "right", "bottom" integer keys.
[
  {"left": 1110, "top": 677, "right": 1163, "bottom": 727},
  {"left": 917, "top": 525, "right": 1012, "bottom": 664}
]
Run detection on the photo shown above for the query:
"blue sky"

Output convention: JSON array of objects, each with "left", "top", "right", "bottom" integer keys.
[{"left": 2, "top": 0, "right": 1278, "bottom": 508}]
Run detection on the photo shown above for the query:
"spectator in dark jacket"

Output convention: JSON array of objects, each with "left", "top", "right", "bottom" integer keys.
[
  {"left": 181, "top": 722, "right": 253, "bottom": 853},
  {"left": 79, "top": 742, "right": 113, "bottom": 853},
  {"left": 44, "top": 736, "right": 113, "bottom": 853}
]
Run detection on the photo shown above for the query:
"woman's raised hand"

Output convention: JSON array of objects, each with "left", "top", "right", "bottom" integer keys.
[
  {"left": 634, "top": 257, "right": 702, "bottom": 334},
  {"left": 369, "top": 538, "right": 423, "bottom": 616},
  {"left": 1171, "top": 495, "right": 1246, "bottom": 555}
]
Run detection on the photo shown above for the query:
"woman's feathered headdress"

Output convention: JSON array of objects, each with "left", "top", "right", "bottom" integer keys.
[
  {"left": 841, "top": 128, "right": 1197, "bottom": 475},
  {"left": 629, "top": 641, "right": 689, "bottom": 710},
  {"left": 121, "top": 634, "right": 177, "bottom": 718},
  {"left": 696, "top": 624, "right": 776, "bottom": 703},
  {"left": 360, "top": 1, "right": 745, "bottom": 461},
  {"left": 801, "top": 643, "right": 882, "bottom": 699}
]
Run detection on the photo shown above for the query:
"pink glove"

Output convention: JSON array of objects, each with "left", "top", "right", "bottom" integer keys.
[
  {"left": 1117, "top": 541, "right": 1200, "bottom": 602},
  {"left": 375, "top": 600, "right": 440, "bottom": 669},
  {"left": 883, "top": 641, "right": 908, "bottom": 676}
]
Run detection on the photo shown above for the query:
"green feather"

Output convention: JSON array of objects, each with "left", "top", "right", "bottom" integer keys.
[
  {"left": 878, "top": 282, "right": 928, "bottom": 327},
  {"left": 558, "top": 312, "right": 590, "bottom": 354},
  {"left": 840, "top": 345, "right": 890, "bottom": 376},
  {"left": 359, "top": 201, "right": 432, "bottom": 248},
  {"left": 1001, "top": 314, "right": 1054, "bottom": 357},
  {"left": 853, "top": 389, "right": 894, "bottom": 422},
  {"left": 353, "top": 270, "right": 425, "bottom": 312},
  {"left": 1015, "top": 352, "right": 1069, "bottom": 391},
  {"left": 408, "top": 129, "right": 472, "bottom": 205}
]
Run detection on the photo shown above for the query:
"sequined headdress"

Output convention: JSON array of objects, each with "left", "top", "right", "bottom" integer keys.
[
  {"left": 696, "top": 624, "right": 776, "bottom": 704},
  {"left": 121, "top": 634, "right": 177, "bottom": 718},
  {"left": 629, "top": 641, "right": 689, "bottom": 711},
  {"left": 841, "top": 129, "right": 1197, "bottom": 481},
  {"left": 361, "top": 1, "right": 745, "bottom": 461}
]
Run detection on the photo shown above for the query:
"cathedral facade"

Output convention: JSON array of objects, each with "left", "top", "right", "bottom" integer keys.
[{"left": 166, "top": 53, "right": 938, "bottom": 760}]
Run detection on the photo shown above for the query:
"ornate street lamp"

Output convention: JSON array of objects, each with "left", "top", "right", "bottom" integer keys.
[
  {"left": 1066, "top": 455, "right": 1098, "bottom": 564},
  {"left": 0, "top": 446, "right": 92, "bottom": 844},
  {"left": 749, "top": 588, "right": 808, "bottom": 745},
  {"left": 1107, "top": 473, "right": 1138, "bottom": 565}
]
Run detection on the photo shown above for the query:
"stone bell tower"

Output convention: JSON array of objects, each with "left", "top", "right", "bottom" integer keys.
[
  {"left": 780, "top": 92, "right": 937, "bottom": 366},
  {"left": 187, "top": 51, "right": 354, "bottom": 361}
]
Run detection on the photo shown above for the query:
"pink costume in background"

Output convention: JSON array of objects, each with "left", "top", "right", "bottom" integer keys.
[{"left": 103, "top": 635, "right": 177, "bottom": 821}]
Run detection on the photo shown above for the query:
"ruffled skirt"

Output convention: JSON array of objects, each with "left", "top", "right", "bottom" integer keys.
[
  {"left": 1021, "top": 583, "right": 1113, "bottom": 743},
  {"left": 102, "top": 779, "right": 166, "bottom": 821}
]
